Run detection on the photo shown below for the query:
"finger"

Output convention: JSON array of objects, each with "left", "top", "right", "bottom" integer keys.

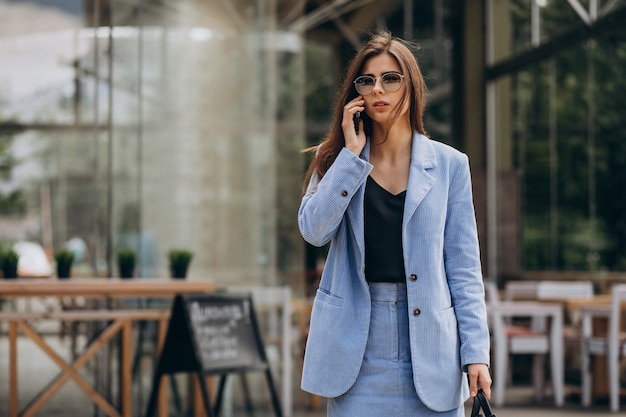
[
  {"left": 468, "top": 374, "right": 478, "bottom": 398},
  {"left": 479, "top": 373, "right": 492, "bottom": 400},
  {"left": 347, "top": 108, "right": 363, "bottom": 118},
  {"left": 350, "top": 107, "right": 361, "bottom": 116},
  {"left": 343, "top": 105, "right": 361, "bottom": 122},
  {"left": 346, "top": 98, "right": 365, "bottom": 109},
  {"left": 481, "top": 385, "right": 491, "bottom": 400}
]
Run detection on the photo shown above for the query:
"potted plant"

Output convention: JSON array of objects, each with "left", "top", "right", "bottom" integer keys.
[
  {"left": 54, "top": 248, "right": 75, "bottom": 279},
  {"left": 117, "top": 247, "right": 136, "bottom": 279},
  {"left": 1, "top": 247, "right": 20, "bottom": 279},
  {"left": 168, "top": 249, "right": 194, "bottom": 279}
]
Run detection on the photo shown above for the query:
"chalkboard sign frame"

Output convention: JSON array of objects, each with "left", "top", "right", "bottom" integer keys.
[{"left": 144, "top": 293, "right": 283, "bottom": 417}]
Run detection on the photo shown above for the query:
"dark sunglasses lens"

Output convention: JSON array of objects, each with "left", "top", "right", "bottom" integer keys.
[
  {"left": 354, "top": 76, "right": 375, "bottom": 95},
  {"left": 382, "top": 73, "right": 403, "bottom": 91}
]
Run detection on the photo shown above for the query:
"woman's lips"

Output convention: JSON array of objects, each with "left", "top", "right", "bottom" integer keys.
[{"left": 372, "top": 101, "right": 389, "bottom": 111}]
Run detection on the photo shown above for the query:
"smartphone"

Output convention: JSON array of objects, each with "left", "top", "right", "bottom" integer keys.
[{"left": 353, "top": 111, "right": 360, "bottom": 134}]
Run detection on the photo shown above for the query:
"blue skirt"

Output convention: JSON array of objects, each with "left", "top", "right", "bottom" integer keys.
[{"left": 328, "top": 283, "right": 464, "bottom": 417}]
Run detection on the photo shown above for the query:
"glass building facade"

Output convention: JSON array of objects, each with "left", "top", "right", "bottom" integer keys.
[
  {"left": 486, "top": 0, "right": 626, "bottom": 281},
  {"left": 0, "top": 0, "right": 305, "bottom": 289}
]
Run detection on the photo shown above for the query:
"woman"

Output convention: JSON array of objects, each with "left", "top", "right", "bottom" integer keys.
[{"left": 298, "top": 32, "right": 491, "bottom": 416}]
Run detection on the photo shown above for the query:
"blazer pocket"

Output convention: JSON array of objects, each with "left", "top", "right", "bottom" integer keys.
[
  {"left": 438, "top": 306, "right": 458, "bottom": 336},
  {"left": 315, "top": 288, "right": 343, "bottom": 307},
  {"left": 439, "top": 305, "right": 456, "bottom": 319},
  {"left": 437, "top": 306, "right": 461, "bottom": 366}
]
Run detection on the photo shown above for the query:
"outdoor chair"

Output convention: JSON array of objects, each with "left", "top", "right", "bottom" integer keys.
[
  {"left": 504, "top": 280, "right": 540, "bottom": 301},
  {"left": 535, "top": 280, "right": 594, "bottom": 339},
  {"left": 580, "top": 283, "right": 626, "bottom": 412},
  {"left": 506, "top": 280, "right": 593, "bottom": 339},
  {"left": 485, "top": 281, "right": 564, "bottom": 407},
  {"left": 536, "top": 280, "right": 594, "bottom": 301},
  {"left": 504, "top": 279, "right": 594, "bottom": 302}
]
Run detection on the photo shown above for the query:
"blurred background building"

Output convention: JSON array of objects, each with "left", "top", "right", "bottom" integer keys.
[{"left": 1, "top": 0, "right": 626, "bottom": 292}]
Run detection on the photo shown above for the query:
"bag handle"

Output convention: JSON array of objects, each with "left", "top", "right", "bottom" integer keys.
[{"left": 470, "top": 389, "right": 496, "bottom": 417}]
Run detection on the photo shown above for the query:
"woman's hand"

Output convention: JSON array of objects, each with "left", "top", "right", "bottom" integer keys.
[
  {"left": 467, "top": 363, "right": 492, "bottom": 399},
  {"left": 341, "top": 96, "right": 365, "bottom": 155}
]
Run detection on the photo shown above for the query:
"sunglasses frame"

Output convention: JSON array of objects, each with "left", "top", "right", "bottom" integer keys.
[{"left": 353, "top": 72, "right": 405, "bottom": 95}]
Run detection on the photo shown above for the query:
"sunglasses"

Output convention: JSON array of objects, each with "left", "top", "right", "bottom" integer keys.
[{"left": 353, "top": 72, "right": 405, "bottom": 95}]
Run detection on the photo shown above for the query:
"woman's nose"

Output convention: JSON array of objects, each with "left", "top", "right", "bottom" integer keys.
[{"left": 371, "top": 77, "right": 384, "bottom": 94}]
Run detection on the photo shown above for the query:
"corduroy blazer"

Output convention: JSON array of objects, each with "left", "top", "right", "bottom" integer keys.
[{"left": 298, "top": 133, "right": 491, "bottom": 412}]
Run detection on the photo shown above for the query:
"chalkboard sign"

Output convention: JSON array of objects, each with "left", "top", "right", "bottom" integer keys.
[
  {"left": 145, "top": 293, "right": 282, "bottom": 417},
  {"left": 188, "top": 295, "right": 265, "bottom": 372}
]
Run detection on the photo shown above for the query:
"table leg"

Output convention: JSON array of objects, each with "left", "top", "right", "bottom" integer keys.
[
  {"left": 122, "top": 321, "right": 132, "bottom": 417},
  {"left": 592, "top": 316, "right": 609, "bottom": 402},
  {"left": 9, "top": 321, "right": 18, "bottom": 417},
  {"left": 18, "top": 320, "right": 123, "bottom": 417},
  {"left": 157, "top": 318, "right": 168, "bottom": 417}
]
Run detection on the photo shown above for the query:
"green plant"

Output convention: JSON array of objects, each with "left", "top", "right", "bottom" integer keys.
[
  {"left": 54, "top": 248, "right": 74, "bottom": 279},
  {"left": 117, "top": 247, "right": 136, "bottom": 279},
  {"left": 168, "top": 249, "right": 193, "bottom": 279},
  {"left": 1, "top": 247, "right": 19, "bottom": 279}
]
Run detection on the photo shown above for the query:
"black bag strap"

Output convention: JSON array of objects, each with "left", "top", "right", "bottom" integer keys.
[{"left": 470, "top": 389, "right": 496, "bottom": 417}]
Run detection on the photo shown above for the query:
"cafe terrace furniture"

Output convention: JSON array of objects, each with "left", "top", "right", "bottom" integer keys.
[
  {"left": 505, "top": 280, "right": 594, "bottom": 302},
  {"left": 580, "top": 284, "right": 626, "bottom": 412},
  {"left": 485, "top": 281, "right": 564, "bottom": 407},
  {"left": 1, "top": 309, "right": 170, "bottom": 417},
  {"left": 0, "top": 278, "right": 214, "bottom": 298},
  {"left": 535, "top": 280, "right": 594, "bottom": 341},
  {"left": 505, "top": 280, "right": 594, "bottom": 341},
  {"left": 535, "top": 280, "right": 594, "bottom": 302},
  {"left": 0, "top": 278, "right": 214, "bottom": 417},
  {"left": 504, "top": 280, "right": 539, "bottom": 301}
]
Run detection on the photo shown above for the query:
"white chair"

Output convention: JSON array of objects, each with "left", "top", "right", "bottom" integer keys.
[
  {"left": 536, "top": 280, "right": 594, "bottom": 301},
  {"left": 508, "top": 279, "right": 593, "bottom": 336},
  {"left": 506, "top": 280, "right": 594, "bottom": 302},
  {"left": 536, "top": 280, "right": 594, "bottom": 338},
  {"left": 485, "top": 281, "right": 564, "bottom": 407},
  {"left": 484, "top": 280, "right": 501, "bottom": 307},
  {"left": 504, "top": 280, "right": 539, "bottom": 301},
  {"left": 580, "top": 284, "right": 626, "bottom": 412}
]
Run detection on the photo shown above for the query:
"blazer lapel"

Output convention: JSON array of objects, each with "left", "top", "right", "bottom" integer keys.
[
  {"left": 346, "top": 140, "right": 370, "bottom": 264},
  {"left": 403, "top": 133, "right": 437, "bottom": 227}
]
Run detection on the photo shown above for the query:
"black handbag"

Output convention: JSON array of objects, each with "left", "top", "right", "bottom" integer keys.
[{"left": 470, "top": 389, "right": 496, "bottom": 417}]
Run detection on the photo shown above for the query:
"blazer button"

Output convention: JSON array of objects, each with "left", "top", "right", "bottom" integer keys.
[
  {"left": 409, "top": 274, "right": 417, "bottom": 281},
  {"left": 341, "top": 190, "right": 348, "bottom": 197},
  {"left": 413, "top": 308, "right": 421, "bottom": 316}
]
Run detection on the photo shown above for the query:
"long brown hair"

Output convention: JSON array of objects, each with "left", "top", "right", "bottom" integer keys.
[{"left": 302, "top": 31, "right": 428, "bottom": 191}]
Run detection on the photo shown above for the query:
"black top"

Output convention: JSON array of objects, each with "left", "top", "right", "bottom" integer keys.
[{"left": 364, "top": 176, "right": 407, "bottom": 283}]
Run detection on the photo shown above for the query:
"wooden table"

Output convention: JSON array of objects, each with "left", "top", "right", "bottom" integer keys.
[
  {"left": 0, "top": 277, "right": 215, "bottom": 417},
  {"left": 562, "top": 294, "right": 612, "bottom": 312},
  {"left": 0, "top": 277, "right": 215, "bottom": 298}
]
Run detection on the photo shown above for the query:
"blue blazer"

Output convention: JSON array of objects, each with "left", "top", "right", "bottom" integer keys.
[{"left": 298, "top": 133, "right": 490, "bottom": 412}]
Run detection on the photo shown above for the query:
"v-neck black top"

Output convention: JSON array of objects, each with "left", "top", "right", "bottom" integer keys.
[{"left": 364, "top": 176, "right": 407, "bottom": 283}]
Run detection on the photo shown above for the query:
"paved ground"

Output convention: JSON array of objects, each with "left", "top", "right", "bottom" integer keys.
[{"left": 0, "top": 332, "right": 621, "bottom": 417}]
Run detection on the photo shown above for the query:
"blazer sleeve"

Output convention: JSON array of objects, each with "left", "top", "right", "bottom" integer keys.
[
  {"left": 298, "top": 148, "right": 372, "bottom": 247},
  {"left": 443, "top": 154, "right": 491, "bottom": 368}
]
